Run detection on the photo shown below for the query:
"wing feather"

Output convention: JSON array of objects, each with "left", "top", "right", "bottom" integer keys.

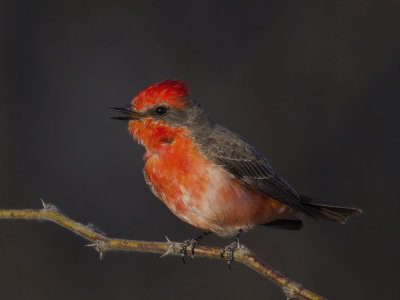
[{"left": 200, "top": 125, "right": 313, "bottom": 216}]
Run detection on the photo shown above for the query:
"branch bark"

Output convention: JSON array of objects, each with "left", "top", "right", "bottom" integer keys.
[{"left": 0, "top": 201, "right": 325, "bottom": 300}]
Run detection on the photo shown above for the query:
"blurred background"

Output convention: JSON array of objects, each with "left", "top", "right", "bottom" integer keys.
[{"left": 0, "top": 1, "right": 399, "bottom": 299}]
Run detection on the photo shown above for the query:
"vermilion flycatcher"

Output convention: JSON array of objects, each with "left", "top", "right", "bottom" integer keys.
[{"left": 111, "top": 80, "right": 362, "bottom": 264}]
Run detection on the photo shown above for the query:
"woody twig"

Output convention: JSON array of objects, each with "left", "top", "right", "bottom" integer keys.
[{"left": 0, "top": 200, "right": 325, "bottom": 300}]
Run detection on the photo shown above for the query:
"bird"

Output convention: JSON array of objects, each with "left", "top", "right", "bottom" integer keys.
[{"left": 111, "top": 79, "right": 362, "bottom": 265}]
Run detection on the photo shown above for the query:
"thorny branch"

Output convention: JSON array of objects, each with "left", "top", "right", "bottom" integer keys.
[{"left": 0, "top": 200, "right": 325, "bottom": 300}]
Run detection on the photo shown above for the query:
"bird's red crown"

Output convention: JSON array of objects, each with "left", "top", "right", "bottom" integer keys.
[{"left": 131, "top": 79, "right": 189, "bottom": 111}]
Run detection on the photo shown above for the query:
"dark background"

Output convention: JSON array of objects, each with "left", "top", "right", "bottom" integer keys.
[{"left": 0, "top": 1, "right": 399, "bottom": 299}]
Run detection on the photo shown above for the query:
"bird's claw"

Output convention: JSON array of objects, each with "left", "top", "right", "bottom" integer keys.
[
  {"left": 220, "top": 239, "right": 239, "bottom": 268},
  {"left": 180, "top": 239, "right": 197, "bottom": 263}
]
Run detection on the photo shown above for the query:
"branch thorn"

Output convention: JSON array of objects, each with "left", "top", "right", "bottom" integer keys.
[
  {"left": 160, "top": 236, "right": 174, "bottom": 258},
  {"left": 40, "top": 198, "right": 57, "bottom": 212},
  {"left": 283, "top": 286, "right": 297, "bottom": 300},
  {"left": 40, "top": 198, "right": 48, "bottom": 209},
  {"left": 85, "top": 240, "right": 106, "bottom": 260}
]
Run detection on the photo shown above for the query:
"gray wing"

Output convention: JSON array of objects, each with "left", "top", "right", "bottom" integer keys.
[{"left": 200, "top": 125, "right": 312, "bottom": 215}]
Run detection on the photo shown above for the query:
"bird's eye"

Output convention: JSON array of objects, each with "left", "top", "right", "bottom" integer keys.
[{"left": 155, "top": 106, "right": 168, "bottom": 115}]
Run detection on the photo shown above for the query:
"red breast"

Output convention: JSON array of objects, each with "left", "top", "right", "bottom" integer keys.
[{"left": 129, "top": 119, "right": 291, "bottom": 236}]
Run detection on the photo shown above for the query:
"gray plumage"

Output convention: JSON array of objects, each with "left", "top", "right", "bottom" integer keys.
[{"left": 179, "top": 102, "right": 362, "bottom": 223}]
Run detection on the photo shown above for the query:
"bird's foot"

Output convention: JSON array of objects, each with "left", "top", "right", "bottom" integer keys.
[
  {"left": 220, "top": 229, "right": 243, "bottom": 268},
  {"left": 220, "top": 238, "right": 240, "bottom": 269},
  {"left": 180, "top": 239, "right": 197, "bottom": 263},
  {"left": 180, "top": 231, "right": 211, "bottom": 264}
]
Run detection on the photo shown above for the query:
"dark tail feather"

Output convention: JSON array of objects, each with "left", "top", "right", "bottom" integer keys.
[
  {"left": 300, "top": 196, "right": 363, "bottom": 224},
  {"left": 261, "top": 219, "right": 303, "bottom": 230}
]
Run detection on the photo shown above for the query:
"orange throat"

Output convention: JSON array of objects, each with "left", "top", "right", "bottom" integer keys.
[
  {"left": 129, "top": 119, "right": 208, "bottom": 214},
  {"left": 129, "top": 119, "right": 188, "bottom": 155}
]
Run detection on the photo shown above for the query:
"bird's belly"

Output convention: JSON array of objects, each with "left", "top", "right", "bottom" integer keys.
[{"left": 143, "top": 147, "right": 291, "bottom": 237}]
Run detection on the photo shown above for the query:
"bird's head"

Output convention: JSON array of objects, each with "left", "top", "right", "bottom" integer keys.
[{"left": 111, "top": 80, "right": 212, "bottom": 151}]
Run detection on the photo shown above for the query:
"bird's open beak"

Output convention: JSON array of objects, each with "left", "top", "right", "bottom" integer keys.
[{"left": 110, "top": 107, "right": 145, "bottom": 121}]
